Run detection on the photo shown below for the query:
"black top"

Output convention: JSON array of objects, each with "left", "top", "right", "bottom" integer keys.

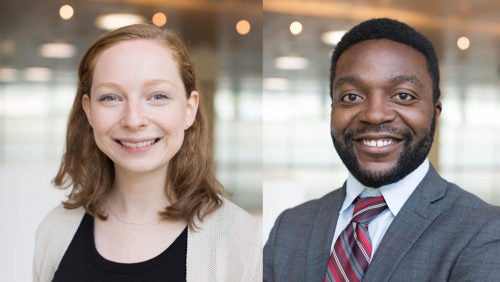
[{"left": 53, "top": 213, "right": 187, "bottom": 282}]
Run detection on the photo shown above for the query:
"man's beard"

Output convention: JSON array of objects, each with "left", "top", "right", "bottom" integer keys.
[{"left": 331, "top": 117, "right": 436, "bottom": 188}]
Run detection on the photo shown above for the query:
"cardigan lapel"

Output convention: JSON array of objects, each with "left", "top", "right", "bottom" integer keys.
[
  {"left": 305, "top": 186, "right": 346, "bottom": 282},
  {"left": 363, "top": 165, "right": 447, "bottom": 281}
]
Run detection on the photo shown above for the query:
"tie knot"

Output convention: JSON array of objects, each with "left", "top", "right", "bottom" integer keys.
[{"left": 352, "top": 196, "right": 387, "bottom": 224}]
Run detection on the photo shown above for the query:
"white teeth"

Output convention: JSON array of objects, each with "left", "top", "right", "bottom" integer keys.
[
  {"left": 120, "top": 139, "right": 156, "bottom": 148},
  {"left": 363, "top": 139, "right": 393, "bottom": 147}
]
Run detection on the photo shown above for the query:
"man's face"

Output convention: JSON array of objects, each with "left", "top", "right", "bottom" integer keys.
[{"left": 330, "top": 39, "right": 441, "bottom": 188}]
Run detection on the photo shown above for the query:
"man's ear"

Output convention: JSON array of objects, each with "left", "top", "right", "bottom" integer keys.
[
  {"left": 434, "top": 100, "right": 442, "bottom": 129},
  {"left": 435, "top": 100, "right": 442, "bottom": 118}
]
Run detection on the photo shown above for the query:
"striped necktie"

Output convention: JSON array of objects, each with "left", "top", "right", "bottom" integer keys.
[{"left": 325, "top": 196, "right": 387, "bottom": 282}]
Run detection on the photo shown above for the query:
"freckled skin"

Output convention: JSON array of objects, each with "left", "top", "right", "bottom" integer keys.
[
  {"left": 330, "top": 39, "right": 441, "bottom": 187},
  {"left": 82, "top": 40, "right": 199, "bottom": 176}
]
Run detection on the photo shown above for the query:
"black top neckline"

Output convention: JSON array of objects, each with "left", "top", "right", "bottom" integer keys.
[{"left": 82, "top": 213, "right": 188, "bottom": 274}]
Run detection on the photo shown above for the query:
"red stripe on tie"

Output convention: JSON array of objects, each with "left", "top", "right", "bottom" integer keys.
[{"left": 324, "top": 196, "right": 387, "bottom": 282}]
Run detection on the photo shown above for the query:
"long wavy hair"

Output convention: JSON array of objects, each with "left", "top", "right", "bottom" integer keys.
[{"left": 53, "top": 24, "right": 225, "bottom": 229}]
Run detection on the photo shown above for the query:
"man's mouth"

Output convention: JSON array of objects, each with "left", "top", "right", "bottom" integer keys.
[
  {"left": 362, "top": 138, "right": 394, "bottom": 147},
  {"left": 351, "top": 132, "right": 405, "bottom": 155}
]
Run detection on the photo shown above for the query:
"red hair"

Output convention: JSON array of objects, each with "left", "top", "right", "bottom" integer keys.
[{"left": 53, "top": 24, "right": 225, "bottom": 229}]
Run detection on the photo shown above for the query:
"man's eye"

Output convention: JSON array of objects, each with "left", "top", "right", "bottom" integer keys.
[
  {"left": 341, "top": 93, "right": 362, "bottom": 102},
  {"left": 393, "top": 92, "right": 414, "bottom": 101}
]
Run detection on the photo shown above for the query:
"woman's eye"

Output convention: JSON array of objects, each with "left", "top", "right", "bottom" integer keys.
[
  {"left": 152, "top": 93, "right": 168, "bottom": 100},
  {"left": 99, "top": 95, "right": 118, "bottom": 102},
  {"left": 341, "top": 93, "right": 362, "bottom": 102}
]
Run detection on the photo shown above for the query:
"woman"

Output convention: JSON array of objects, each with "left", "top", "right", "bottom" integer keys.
[{"left": 33, "top": 24, "right": 261, "bottom": 281}]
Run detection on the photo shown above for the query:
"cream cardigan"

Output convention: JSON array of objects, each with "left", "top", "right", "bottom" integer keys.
[{"left": 33, "top": 200, "right": 262, "bottom": 282}]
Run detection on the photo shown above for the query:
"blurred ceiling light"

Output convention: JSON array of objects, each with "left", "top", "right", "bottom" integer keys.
[
  {"left": 0, "top": 67, "right": 19, "bottom": 82},
  {"left": 59, "top": 4, "right": 74, "bottom": 20},
  {"left": 39, "top": 42, "right": 76, "bottom": 58},
  {"left": 236, "top": 19, "right": 251, "bottom": 35},
  {"left": 23, "top": 67, "right": 53, "bottom": 82},
  {"left": 152, "top": 12, "right": 167, "bottom": 27},
  {"left": 321, "top": 30, "right": 347, "bottom": 46},
  {"left": 290, "top": 21, "right": 303, "bottom": 35},
  {"left": 95, "top": 13, "right": 146, "bottom": 30},
  {"left": 264, "top": 77, "right": 289, "bottom": 91},
  {"left": 457, "top": 36, "right": 470, "bottom": 50},
  {"left": 274, "top": 55, "right": 309, "bottom": 70}
]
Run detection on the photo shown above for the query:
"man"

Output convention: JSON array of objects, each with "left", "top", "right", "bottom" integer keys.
[{"left": 264, "top": 18, "right": 500, "bottom": 281}]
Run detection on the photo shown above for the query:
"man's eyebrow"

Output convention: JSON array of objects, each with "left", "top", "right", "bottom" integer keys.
[
  {"left": 333, "top": 75, "right": 425, "bottom": 90},
  {"left": 333, "top": 76, "right": 361, "bottom": 90},
  {"left": 389, "top": 75, "right": 425, "bottom": 89}
]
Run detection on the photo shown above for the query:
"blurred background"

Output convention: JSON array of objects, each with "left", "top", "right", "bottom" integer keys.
[
  {"left": 3, "top": 0, "right": 500, "bottom": 279},
  {"left": 263, "top": 0, "right": 500, "bottom": 240},
  {"left": 0, "top": 0, "right": 261, "bottom": 280}
]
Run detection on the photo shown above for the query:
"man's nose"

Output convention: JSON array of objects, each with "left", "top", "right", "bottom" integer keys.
[{"left": 358, "top": 94, "right": 396, "bottom": 125}]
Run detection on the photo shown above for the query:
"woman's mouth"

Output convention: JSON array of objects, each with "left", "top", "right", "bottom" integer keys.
[{"left": 117, "top": 138, "right": 162, "bottom": 148}]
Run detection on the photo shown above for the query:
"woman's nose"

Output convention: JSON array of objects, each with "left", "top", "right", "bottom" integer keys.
[{"left": 120, "top": 101, "right": 148, "bottom": 130}]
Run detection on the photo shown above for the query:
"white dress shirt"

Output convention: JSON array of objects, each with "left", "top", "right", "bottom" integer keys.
[{"left": 330, "top": 159, "right": 430, "bottom": 254}]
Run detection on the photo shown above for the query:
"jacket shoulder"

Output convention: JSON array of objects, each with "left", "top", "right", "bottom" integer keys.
[
  {"left": 279, "top": 188, "right": 344, "bottom": 223},
  {"left": 208, "top": 199, "right": 260, "bottom": 229},
  {"left": 187, "top": 199, "right": 262, "bottom": 281},
  {"left": 444, "top": 182, "right": 500, "bottom": 218},
  {"left": 36, "top": 205, "right": 85, "bottom": 235},
  {"left": 33, "top": 205, "right": 85, "bottom": 282}
]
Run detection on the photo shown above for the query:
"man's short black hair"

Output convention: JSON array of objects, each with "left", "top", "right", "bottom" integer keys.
[{"left": 330, "top": 18, "right": 440, "bottom": 104}]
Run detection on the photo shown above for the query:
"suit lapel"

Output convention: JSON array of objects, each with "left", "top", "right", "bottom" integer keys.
[
  {"left": 305, "top": 186, "right": 346, "bottom": 282},
  {"left": 363, "top": 166, "right": 447, "bottom": 281}
]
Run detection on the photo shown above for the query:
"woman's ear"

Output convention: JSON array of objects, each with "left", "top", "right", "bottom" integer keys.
[
  {"left": 185, "top": 91, "right": 199, "bottom": 129},
  {"left": 82, "top": 94, "right": 93, "bottom": 127}
]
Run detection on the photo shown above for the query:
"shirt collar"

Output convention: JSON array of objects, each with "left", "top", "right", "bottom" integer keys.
[{"left": 341, "top": 159, "right": 430, "bottom": 216}]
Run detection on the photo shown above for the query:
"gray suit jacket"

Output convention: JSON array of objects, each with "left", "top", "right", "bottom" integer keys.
[{"left": 264, "top": 166, "right": 500, "bottom": 281}]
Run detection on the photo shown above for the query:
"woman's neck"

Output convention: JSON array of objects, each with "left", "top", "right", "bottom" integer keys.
[{"left": 108, "top": 166, "right": 171, "bottom": 221}]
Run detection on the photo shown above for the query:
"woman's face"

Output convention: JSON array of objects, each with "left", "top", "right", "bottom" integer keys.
[{"left": 82, "top": 39, "right": 198, "bottom": 175}]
